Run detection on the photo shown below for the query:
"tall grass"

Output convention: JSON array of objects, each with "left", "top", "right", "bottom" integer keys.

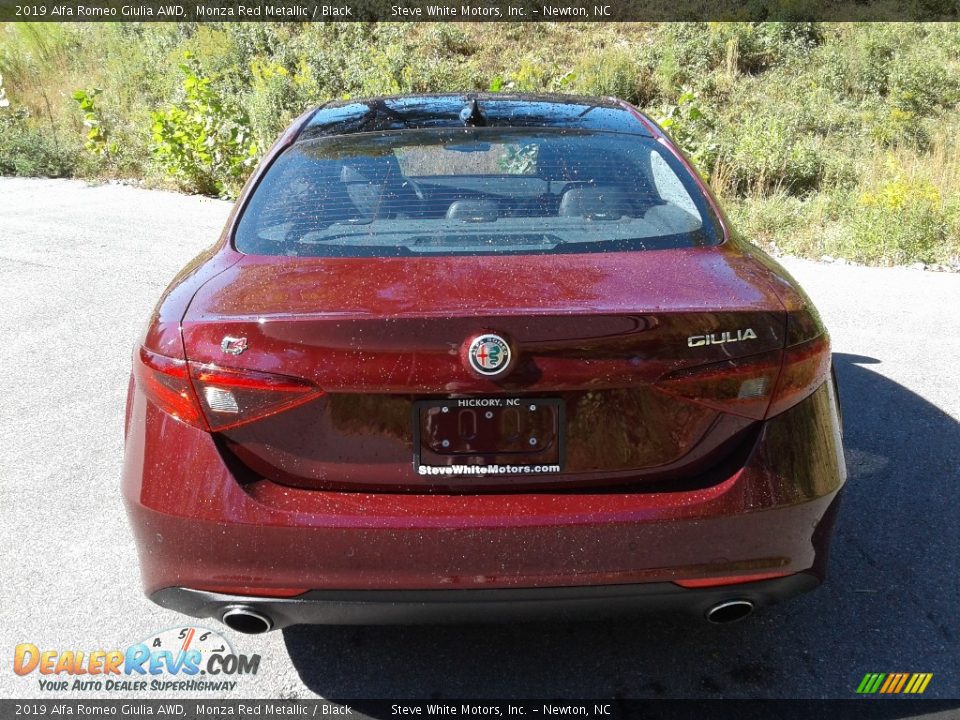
[{"left": 0, "top": 21, "right": 958, "bottom": 265}]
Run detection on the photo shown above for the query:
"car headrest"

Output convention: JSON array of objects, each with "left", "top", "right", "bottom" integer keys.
[
  {"left": 340, "top": 157, "right": 395, "bottom": 184},
  {"left": 446, "top": 200, "right": 498, "bottom": 223},
  {"left": 558, "top": 187, "right": 630, "bottom": 219}
]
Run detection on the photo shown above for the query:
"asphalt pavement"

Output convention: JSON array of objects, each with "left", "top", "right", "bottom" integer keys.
[{"left": 0, "top": 177, "right": 957, "bottom": 702}]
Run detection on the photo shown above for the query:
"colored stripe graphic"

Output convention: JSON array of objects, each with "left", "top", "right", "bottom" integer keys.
[
  {"left": 879, "top": 674, "right": 896, "bottom": 693},
  {"left": 856, "top": 673, "right": 932, "bottom": 694},
  {"left": 857, "top": 673, "right": 883, "bottom": 693},
  {"left": 906, "top": 673, "right": 933, "bottom": 694},
  {"left": 893, "top": 673, "right": 909, "bottom": 693}
]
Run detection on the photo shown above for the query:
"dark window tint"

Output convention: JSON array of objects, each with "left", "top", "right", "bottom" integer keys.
[{"left": 234, "top": 129, "right": 720, "bottom": 257}]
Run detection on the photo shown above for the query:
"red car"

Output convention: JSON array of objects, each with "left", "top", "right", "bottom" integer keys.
[{"left": 123, "top": 94, "right": 845, "bottom": 634}]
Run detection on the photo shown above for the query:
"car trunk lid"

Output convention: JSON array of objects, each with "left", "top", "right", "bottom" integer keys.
[{"left": 181, "top": 246, "right": 787, "bottom": 491}]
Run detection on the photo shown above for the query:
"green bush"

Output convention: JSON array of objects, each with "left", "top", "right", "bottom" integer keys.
[
  {"left": 889, "top": 53, "right": 960, "bottom": 116},
  {"left": 863, "top": 102, "right": 929, "bottom": 149},
  {"left": 820, "top": 25, "right": 899, "bottom": 98},
  {"left": 716, "top": 22, "right": 822, "bottom": 74},
  {"left": 727, "top": 192, "right": 808, "bottom": 244},
  {"left": 149, "top": 58, "right": 258, "bottom": 196},
  {"left": 71, "top": 88, "right": 114, "bottom": 157},
  {"left": 423, "top": 25, "right": 476, "bottom": 56},
  {"left": 653, "top": 87, "right": 718, "bottom": 176},
  {"left": 848, "top": 161, "right": 959, "bottom": 265},
  {"left": 0, "top": 109, "right": 78, "bottom": 177},
  {"left": 506, "top": 56, "right": 551, "bottom": 92},
  {"left": 656, "top": 22, "right": 820, "bottom": 84},
  {"left": 1, "top": 22, "right": 959, "bottom": 266},
  {"left": 716, "top": 108, "right": 825, "bottom": 194},
  {"left": 726, "top": 190, "right": 845, "bottom": 256},
  {"left": 246, "top": 57, "right": 315, "bottom": 151},
  {"left": 567, "top": 49, "right": 655, "bottom": 105}
]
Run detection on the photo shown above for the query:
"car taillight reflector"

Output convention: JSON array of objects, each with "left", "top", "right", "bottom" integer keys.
[
  {"left": 134, "top": 346, "right": 323, "bottom": 431},
  {"left": 655, "top": 334, "right": 832, "bottom": 420},
  {"left": 673, "top": 571, "right": 792, "bottom": 588},
  {"left": 192, "top": 585, "right": 308, "bottom": 598}
]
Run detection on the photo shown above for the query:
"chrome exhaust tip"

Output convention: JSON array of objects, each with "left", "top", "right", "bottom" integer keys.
[
  {"left": 221, "top": 606, "right": 273, "bottom": 634},
  {"left": 705, "top": 599, "right": 755, "bottom": 624}
]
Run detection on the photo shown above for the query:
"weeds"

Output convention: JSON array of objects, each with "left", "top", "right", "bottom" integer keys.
[
  {"left": 0, "top": 21, "right": 958, "bottom": 265},
  {"left": 149, "top": 57, "right": 258, "bottom": 197}
]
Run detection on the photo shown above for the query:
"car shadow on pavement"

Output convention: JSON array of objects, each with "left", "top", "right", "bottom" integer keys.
[{"left": 283, "top": 353, "right": 959, "bottom": 700}]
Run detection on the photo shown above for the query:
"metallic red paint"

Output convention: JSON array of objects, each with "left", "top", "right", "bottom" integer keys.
[
  {"left": 123, "top": 382, "right": 843, "bottom": 595},
  {"left": 174, "top": 242, "right": 809, "bottom": 491},
  {"left": 123, "top": 95, "right": 846, "bottom": 625}
]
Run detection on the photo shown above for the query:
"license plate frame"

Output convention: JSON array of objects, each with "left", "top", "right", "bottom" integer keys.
[{"left": 412, "top": 397, "right": 565, "bottom": 477}]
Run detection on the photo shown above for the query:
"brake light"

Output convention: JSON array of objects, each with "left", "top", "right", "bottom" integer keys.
[
  {"left": 654, "top": 350, "right": 782, "bottom": 420},
  {"left": 133, "top": 347, "right": 323, "bottom": 431},
  {"left": 766, "top": 333, "right": 831, "bottom": 417},
  {"left": 768, "top": 307, "right": 832, "bottom": 416},
  {"left": 654, "top": 326, "right": 831, "bottom": 419},
  {"left": 134, "top": 347, "right": 206, "bottom": 427},
  {"left": 189, "top": 362, "right": 323, "bottom": 432}
]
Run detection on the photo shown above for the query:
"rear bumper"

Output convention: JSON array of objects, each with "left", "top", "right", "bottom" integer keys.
[
  {"left": 123, "top": 381, "right": 845, "bottom": 616},
  {"left": 152, "top": 573, "right": 820, "bottom": 629}
]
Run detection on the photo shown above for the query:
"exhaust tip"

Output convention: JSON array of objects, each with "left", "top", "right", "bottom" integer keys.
[
  {"left": 705, "top": 599, "right": 754, "bottom": 624},
  {"left": 221, "top": 606, "right": 273, "bottom": 634}
]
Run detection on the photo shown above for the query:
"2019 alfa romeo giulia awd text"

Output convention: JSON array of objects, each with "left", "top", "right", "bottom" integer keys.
[{"left": 123, "top": 94, "right": 845, "bottom": 633}]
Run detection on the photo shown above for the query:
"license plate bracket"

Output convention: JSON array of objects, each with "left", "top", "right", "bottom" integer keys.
[{"left": 413, "top": 398, "right": 564, "bottom": 476}]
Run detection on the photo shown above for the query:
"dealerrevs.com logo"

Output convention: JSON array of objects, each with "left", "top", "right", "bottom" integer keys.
[{"left": 13, "top": 627, "right": 260, "bottom": 692}]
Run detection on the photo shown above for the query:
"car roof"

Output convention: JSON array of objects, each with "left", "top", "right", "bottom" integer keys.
[{"left": 297, "top": 93, "right": 656, "bottom": 141}]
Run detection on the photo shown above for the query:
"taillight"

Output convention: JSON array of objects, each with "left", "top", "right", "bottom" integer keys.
[
  {"left": 769, "top": 307, "right": 832, "bottom": 416},
  {"left": 134, "top": 347, "right": 206, "bottom": 428},
  {"left": 133, "top": 346, "right": 323, "bottom": 431},
  {"left": 655, "top": 314, "right": 831, "bottom": 420},
  {"left": 189, "top": 362, "right": 323, "bottom": 432},
  {"left": 654, "top": 350, "right": 783, "bottom": 420},
  {"left": 766, "top": 333, "right": 831, "bottom": 417}
]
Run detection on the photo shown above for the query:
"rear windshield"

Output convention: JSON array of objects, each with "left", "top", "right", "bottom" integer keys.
[{"left": 234, "top": 128, "right": 720, "bottom": 257}]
